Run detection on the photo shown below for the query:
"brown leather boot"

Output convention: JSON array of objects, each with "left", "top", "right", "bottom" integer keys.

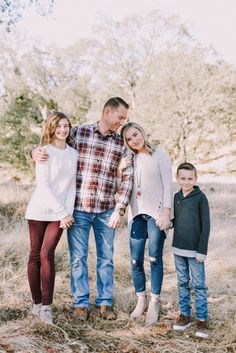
[
  {"left": 98, "top": 305, "right": 116, "bottom": 320},
  {"left": 74, "top": 307, "right": 89, "bottom": 321}
]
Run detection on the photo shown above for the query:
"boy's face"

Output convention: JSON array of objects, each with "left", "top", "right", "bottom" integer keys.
[{"left": 176, "top": 169, "right": 197, "bottom": 195}]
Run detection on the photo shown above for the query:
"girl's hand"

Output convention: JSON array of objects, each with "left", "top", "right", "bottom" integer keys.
[{"left": 60, "top": 214, "right": 74, "bottom": 229}]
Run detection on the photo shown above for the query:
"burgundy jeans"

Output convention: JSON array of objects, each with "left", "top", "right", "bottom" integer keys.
[{"left": 27, "top": 220, "right": 63, "bottom": 305}]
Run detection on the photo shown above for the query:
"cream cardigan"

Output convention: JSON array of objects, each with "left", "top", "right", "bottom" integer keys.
[{"left": 128, "top": 148, "right": 172, "bottom": 223}]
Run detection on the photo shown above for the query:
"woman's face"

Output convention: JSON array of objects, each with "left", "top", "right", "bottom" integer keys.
[
  {"left": 54, "top": 118, "right": 70, "bottom": 142},
  {"left": 125, "top": 127, "right": 145, "bottom": 152}
]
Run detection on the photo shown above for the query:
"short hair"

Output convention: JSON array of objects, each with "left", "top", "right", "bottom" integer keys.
[
  {"left": 103, "top": 97, "right": 129, "bottom": 112},
  {"left": 120, "top": 121, "right": 156, "bottom": 155},
  {"left": 177, "top": 162, "right": 197, "bottom": 176}
]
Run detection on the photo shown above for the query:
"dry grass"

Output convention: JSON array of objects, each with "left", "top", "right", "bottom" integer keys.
[{"left": 0, "top": 164, "right": 236, "bottom": 352}]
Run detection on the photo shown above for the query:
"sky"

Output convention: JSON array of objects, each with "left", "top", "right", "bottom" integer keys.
[{"left": 17, "top": 0, "right": 236, "bottom": 66}]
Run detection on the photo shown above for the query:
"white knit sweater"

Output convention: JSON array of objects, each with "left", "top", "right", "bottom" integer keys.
[
  {"left": 128, "top": 148, "right": 172, "bottom": 223},
  {"left": 25, "top": 144, "right": 78, "bottom": 221}
]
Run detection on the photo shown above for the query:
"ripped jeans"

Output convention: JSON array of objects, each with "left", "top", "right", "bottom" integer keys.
[{"left": 129, "top": 214, "right": 166, "bottom": 295}]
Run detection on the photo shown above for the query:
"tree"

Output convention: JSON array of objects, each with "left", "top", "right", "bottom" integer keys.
[
  {"left": 135, "top": 47, "right": 236, "bottom": 163},
  {"left": 0, "top": 93, "right": 42, "bottom": 170},
  {"left": 87, "top": 11, "right": 193, "bottom": 114},
  {"left": 0, "top": 0, "right": 54, "bottom": 29}
]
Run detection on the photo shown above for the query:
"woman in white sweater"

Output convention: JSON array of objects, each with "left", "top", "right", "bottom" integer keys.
[
  {"left": 120, "top": 122, "right": 172, "bottom": 325},
  {"left": 25, "top": 112, "right": 78, "bottom": 324}
]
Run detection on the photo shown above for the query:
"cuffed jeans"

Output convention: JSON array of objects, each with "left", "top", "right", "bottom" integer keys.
[
  {"left": 129, "top": 214, "right": 166, "bottom": 295},
  {"left": 174, "top": 254, "right": 208, "bottom": 321},
  {"left": 67, "top": 209, "right": 115, "bottom": 307}
]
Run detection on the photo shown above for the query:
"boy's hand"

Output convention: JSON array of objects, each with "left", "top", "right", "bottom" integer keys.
[
  {"left": 32, "top": 146, "right": 49, "bottom": 163},
  {"left": 196, "top": 258, "right": 204, "bottom": 263}
]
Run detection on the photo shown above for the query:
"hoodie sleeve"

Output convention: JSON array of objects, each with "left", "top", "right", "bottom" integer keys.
[{"left": 197, "top": 193, "right": 210, "bottom": 257}]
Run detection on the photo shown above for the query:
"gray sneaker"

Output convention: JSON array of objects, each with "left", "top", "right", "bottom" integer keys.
[
  {"left": 173, "top": 314, "right": 191, "bottom": 331},
  {"left": 195, "top": 320, "right": 208, "bottom": 338},
  {"left": 40, "top": 306, "right": 53, "bottom": 325}
]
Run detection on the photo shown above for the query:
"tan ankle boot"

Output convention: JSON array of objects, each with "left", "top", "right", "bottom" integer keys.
[
  {"left": 145, "top": 294, "right": 160, "bottom": 325},
  {"left": 130, "top": 292, "right": 147, "bottom": 320}
]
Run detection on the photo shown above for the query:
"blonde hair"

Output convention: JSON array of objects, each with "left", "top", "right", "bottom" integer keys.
[
  {"left": 40, "top": 112, "right": 72, "bottom": 146},
  {"left": 120, "top": 122, "right": 156, "bottom": 155}
]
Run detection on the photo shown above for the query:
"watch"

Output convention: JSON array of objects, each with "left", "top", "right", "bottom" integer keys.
[{"left": 115, "top": 205, "right": 126, "bottom": 216}]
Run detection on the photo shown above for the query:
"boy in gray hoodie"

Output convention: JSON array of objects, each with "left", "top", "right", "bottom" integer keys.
[{"left": 171, "top": 162, "right": 210, "bottom": 338}]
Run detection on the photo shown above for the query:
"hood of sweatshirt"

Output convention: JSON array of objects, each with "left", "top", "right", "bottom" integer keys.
[{"left": 176, "top": 185, "right": 201, "bottom": 201}]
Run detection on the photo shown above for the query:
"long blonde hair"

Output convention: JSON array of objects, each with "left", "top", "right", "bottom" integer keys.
[
  {"left": 40, "top": 112, "right": 72, "bottom": 146},
  {"left": 120, "top": 122, "right": 156, "bottom": 155}
]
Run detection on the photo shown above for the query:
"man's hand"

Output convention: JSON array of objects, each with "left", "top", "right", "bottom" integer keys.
[
  {"left": 108, "top": 210, "right": 121, "bottom": 229},
  {"left": 60, "top": 214, "right": 74, "bottom": 229},
  {"left": 31, "top": 146, "right": 49, "bottom": 163}
]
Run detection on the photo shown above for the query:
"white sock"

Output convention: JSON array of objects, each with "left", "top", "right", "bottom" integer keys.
[
  {"left": 130, "top": 292, "right": 147, "bottom": 320},
  {"left": 145, "top": 294, "right": 160, "bottom": 325},
  {"left": 32, "top": 303, "right": 42, "bottom": 316},
  {"left": 41, "top": 304, "right": 51, "bottom": 311}
]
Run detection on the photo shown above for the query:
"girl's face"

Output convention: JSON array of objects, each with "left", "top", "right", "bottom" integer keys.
[
  {"left": 125, "top": 127, "right": 145, "bottom": 152},
  {"left": 53, "top": 118, "right": 70, "bottom": 142}
]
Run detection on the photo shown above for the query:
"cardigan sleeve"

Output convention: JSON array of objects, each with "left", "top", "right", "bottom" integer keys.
[{"left": 158, "top": 148, "right": 172, "bottom": 209}]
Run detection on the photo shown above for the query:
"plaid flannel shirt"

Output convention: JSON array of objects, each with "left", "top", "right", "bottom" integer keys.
[{"left": 70, "top": 122, "right": 134, "bottom": 213}]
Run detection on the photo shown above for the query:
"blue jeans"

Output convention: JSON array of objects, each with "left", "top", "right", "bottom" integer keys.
[
  {"left": 129, "top": 214, "right": 166, "bottom": 295},
  {"left": 67, "top": 209, "right": 115, "bottom": 307},
  {"left": 174, "top": 254, "right": 208, "bottom": 320}
]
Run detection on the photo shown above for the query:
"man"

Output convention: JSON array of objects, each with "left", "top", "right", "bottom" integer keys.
[{"left": 32, "top": 97, "right": 134, "bottom": 320}]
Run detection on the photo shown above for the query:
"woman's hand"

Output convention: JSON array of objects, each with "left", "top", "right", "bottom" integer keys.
[
  {"left": 117, "top": 157, "right": 132, "bottom": 178},
  {"left": 156, "top": 208, "right": 171, "bottom": 230},
  {"left": 60, "top": 214, "right": 74, "bottom": 229},
  {"left": 120, "top": 157, "right": 132, "bottom": 171}
]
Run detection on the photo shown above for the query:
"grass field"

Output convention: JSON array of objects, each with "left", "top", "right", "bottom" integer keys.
[{"left": 0, "top": 165, "right": 235, "bottom": 353}]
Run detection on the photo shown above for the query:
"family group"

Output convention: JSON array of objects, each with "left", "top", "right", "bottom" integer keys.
[{"left": 25, "top": 97, "right": 210, "bottom": 339}]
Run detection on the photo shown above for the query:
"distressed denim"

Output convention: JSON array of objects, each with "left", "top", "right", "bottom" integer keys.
[
  {"left": 129, "top": 214, "right": 166, "bottom": 295},
  {"left": 174, "top": 254, "right": 208, "bottom": 320},
  {"left": 67, "top": 209, "right": 115, "bottom": 307}
]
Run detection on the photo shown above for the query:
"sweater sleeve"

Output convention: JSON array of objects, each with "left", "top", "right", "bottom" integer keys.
[
  {"left": 65, "top": 173, "right": 76, "bottom": 215},
  {"left": 35, "top": 159, "right": 68, "bottom": 219},
  {"left": 158, "top": 148, "right": 172, "bottom": 209},
  {"left": 197, "top": 193, "right": 210, "bottom": 256}
]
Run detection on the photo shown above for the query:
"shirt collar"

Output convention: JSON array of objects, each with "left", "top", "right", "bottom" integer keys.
[{"left": 93, "top": 122, "right": 116, "bottom": 138}]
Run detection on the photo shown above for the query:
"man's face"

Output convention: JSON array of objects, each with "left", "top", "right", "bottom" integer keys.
[{"left": 105, "top": 105, "right": 128, "bottom": 132}]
